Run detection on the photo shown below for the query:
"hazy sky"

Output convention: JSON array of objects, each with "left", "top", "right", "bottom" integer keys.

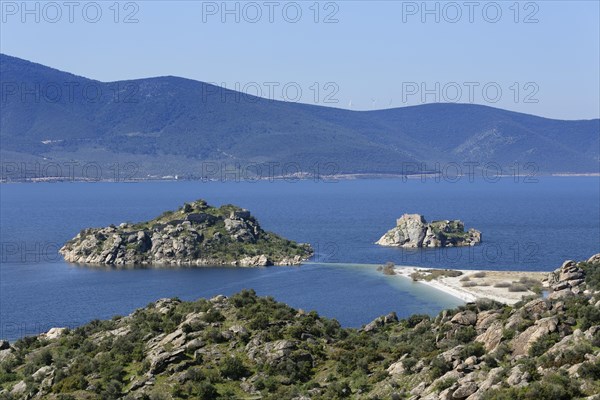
[{"left": 1, "top": 1, "right": 599, "bottom": 119}]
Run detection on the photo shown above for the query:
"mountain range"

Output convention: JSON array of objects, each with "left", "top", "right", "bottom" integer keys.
[{"left": 1, "top": 53, "right": 598, "bottom": 180}]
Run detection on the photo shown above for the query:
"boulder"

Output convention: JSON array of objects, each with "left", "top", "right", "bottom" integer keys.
[
  {"left": 451, "top": 311, "right": 477, "bottom": 326},
  {"left": 387, "top": 360, "right": 406, "bottom": 375},
  {"left": 475, "top": 321, "right": 503, "bottom": 352},
  {"left": 148, "top": 348, "right": 186, "bottom": 374},
  {"left": 10, "top": 381, "right": 26, "bottom": 395},
  {"left": 522, "top": 298, "right": 549, "bottom": 319},
  {"left": 363, "top": 312, "right": 398, "bottom": 332},
  {"left": 453, "top": 381, "right": 478, "bottom": 399},
  {"left": 506, "top": 364, "right": 530, "bottom": 386},
  {"left": 238, "top": 255, "right": 271, "bottom": 267},
  {"left": 587, "top": 253, "right": 600, "bottom": 264},
  {"left": 376, "top": 214, "right": 481, "bottom": 248},
  {"left": 247, "top": 339, "right": 297, "bottom": 365},
  {"left": 475, "top": 310, "right": 500, "bottom": 332},
  {"left": 512, "top": 316, "right": 558, "bottom": 356},
  {"left": 32, "top": 366, "right": 53, "bottom": 382},
  {"left": 44, "top": 327, "right": 67, "bottom": 340},
  {"left": 376, "top": 214, "right": 427, "bottom": 247}
]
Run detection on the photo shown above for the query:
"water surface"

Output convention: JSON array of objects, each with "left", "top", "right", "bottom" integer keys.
[{"left": 1, "top": 177, "right": 598, "bottom": 340}]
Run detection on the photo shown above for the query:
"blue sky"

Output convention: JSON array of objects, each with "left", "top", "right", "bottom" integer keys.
[{"left": 1, "top": 1, "right": 599, "bottom": 119}]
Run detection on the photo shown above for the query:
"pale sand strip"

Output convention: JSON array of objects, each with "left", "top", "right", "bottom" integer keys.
[{"left": 393, "top": 266, "right": 549, "bottom": 305}]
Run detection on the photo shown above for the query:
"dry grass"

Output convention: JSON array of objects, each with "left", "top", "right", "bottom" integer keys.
[
  {"left": 411, "top": 269, "right": 463, "bottom": 282},
  {"left": 508, "top": 283, "right": 528, "bottom": 292}
]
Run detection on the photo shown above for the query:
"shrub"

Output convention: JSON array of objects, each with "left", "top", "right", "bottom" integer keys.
[
  {"left": 494, "top": 282, "right": 511, "bottom": 288},
  {"left": 579, "top": 260, "right": 600, "bottom": 290},
  {"left": 324, "top": 380, "right": 352, "bottom": 398},
  {"left": 406, "top": 314, "right": 430, "bottom": 328},
  {"left": 429, "top": 357, "right": 452, "bottom": 379},
  {"left": 54, "top": 374, "right": 87, "bottom": 393},
  {"left": 454, "top": 326, "right": 477, "bottom": 343},
  {"left": 472, "top": 271, "right": 487, "bottom": 278},
  {"left": 219, "top": 356, "right": 249, "bottom": 380},
  {"left": 411, "top": 272, "right": 425, "bottom": 281},
  {"left": 382, "top": 262, "right": 396, "bottom": 275},
  {"left": 203, "top": 308, "right": 225, "bottom": 323},
  {"left": 434, "top": 377, "right": 457, "bottom": 392},
  {"left": 196, "top": 381, "right": 218, "bottom": 400},
  {"left": 528, "top": 332, "right": 560, "bottom": 357},
  {"left": 460, "top": 342, "right": 485, "bottom": 359},
  {"left": 231, "top": 289, "right": 257, "bottom": 308},
  {"left": 579, "top": 358, "right": 600, "bottom": 379},
  {"left": 508, "top": 283, "right": 528, "bottom": 292}
]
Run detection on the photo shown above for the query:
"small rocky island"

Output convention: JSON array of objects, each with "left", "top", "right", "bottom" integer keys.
[
  {"left": 376, "top": 214, "right": 481, "bottom": 248},
  {"left": 59, "top": 200, "right": 313, "bottom": 267}
]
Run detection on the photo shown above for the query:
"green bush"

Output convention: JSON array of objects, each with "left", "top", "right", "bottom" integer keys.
[
  {"left": 429, "top": 357, "right": 452, "bottom": 379},
  {"left": 578, "top": 358, "right": 600, "bottom": 379},
  {"left": 460, "top": 342, "right": 485, "bottom": 359},
  {"left": 529, "top": 332, "right": 560, "bottom": 357},
  {"left": 579, "top": 261, "right": 600, "bottom": 290},
  {"left": 219, "top": 356, "right": 249, "bottom": 380},
  {"left": 196, "top": 381, "right": 218, "bottom": 400}
]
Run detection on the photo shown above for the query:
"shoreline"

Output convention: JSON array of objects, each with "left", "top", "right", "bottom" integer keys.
[
  {"left": 1, "top": 173, "right": 598, "bottom": 184},
  {"left": 392, "top": 266, "right": 549, "bottom": 305}
]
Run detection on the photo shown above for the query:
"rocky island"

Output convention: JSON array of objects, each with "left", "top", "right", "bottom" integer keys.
[
  {"left": 376, "top": 214, "right": 482, "bottom": 248},
  {"left": 1, "top": 254, "right": 599, "bottom": 399},
  {"left": 59, "top": 200, "right": 313, "bottom": 267}
]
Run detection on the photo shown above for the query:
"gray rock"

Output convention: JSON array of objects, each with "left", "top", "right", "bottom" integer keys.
[
  {"left": 475, "top": 310, "right": 500, "bottom": 332},
  {"left": 44, "top": 327, "right": 67, "bottom": 339},
  {"left": 453, "top": 381, "right": 478, "bottom": 398},
  {"left": 587, "top": 253, "right": 600, "bottom": 264},
  {"left": 387, "top": 360, "right": 406, "bottom": 375},
  {"left": 512, "top": 316, "right": 558, "bottom": 356},
  {"left": 148, "top": 348, "right": 186, "bottom": 374},
  {"left": 506, "top": 364, "right": 530, "bottom": 386},
  {"left": 32, "top": 366, "right": 53, "bottom": 382},
  {"left": 376, "top": 214, "right": 481, "bottom": 248},
  {"left": 451, "top": 311, "right": 477, "bottom": 326},
  {"left": 10, "top": 381, "right": 26, "bottom": 395},
  {"left": 476, "top": 321, "right": 503, "bottom": 352},
  {"left": 59, "top": 201, "right": 311, "bottom": 267}
]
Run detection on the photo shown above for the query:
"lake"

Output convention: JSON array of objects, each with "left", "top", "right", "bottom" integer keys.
[{"left": 1, "top": 177, "right": 598, "bottom": 341}]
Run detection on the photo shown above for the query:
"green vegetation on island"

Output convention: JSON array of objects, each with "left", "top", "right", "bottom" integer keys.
[{"left": 59, "top": 200, "right": 313, "bottom": 267}]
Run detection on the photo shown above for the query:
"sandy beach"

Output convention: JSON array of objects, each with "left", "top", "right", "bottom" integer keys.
[{"left": 392, "top": 266, "right": 549, "bottom": 305}]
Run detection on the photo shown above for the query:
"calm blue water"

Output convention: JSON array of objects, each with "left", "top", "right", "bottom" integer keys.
[{"left": 1, "top": 177, "right": 598, "bottom": 341}]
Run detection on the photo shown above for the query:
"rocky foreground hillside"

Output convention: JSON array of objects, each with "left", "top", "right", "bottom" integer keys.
[
  {"left": 1, "top": 255, "right": 599, "bottom": 400},
  {"left": 59, "top": 200, "right": 312, "bottom": 267},
  {"left": 377, "top": 214, "right": 482, "bottom": 248}
]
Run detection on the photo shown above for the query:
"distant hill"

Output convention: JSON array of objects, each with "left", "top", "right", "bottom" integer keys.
[{"left": 1, "top": 54, "right": 598, "bottom": 180}]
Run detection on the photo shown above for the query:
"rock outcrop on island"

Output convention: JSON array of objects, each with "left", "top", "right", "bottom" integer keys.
[
  {"left": 59, "top": 200, "right": 313, "bottom": 267},
  {"left": 2, "top": 255, "right": 599, "bottom": 399},
  {"left": 376, "top": 214, "right": 482, "bottom": 248}
]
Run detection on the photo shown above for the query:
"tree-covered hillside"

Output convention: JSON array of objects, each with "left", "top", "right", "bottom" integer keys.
[{"left": 1, "top": 255, "right": 599, "bottom": 399}]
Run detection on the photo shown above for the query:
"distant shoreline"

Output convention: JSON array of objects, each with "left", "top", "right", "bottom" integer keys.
[{"left": 1, "top": 173, "right": 598, "bottom": 184}]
